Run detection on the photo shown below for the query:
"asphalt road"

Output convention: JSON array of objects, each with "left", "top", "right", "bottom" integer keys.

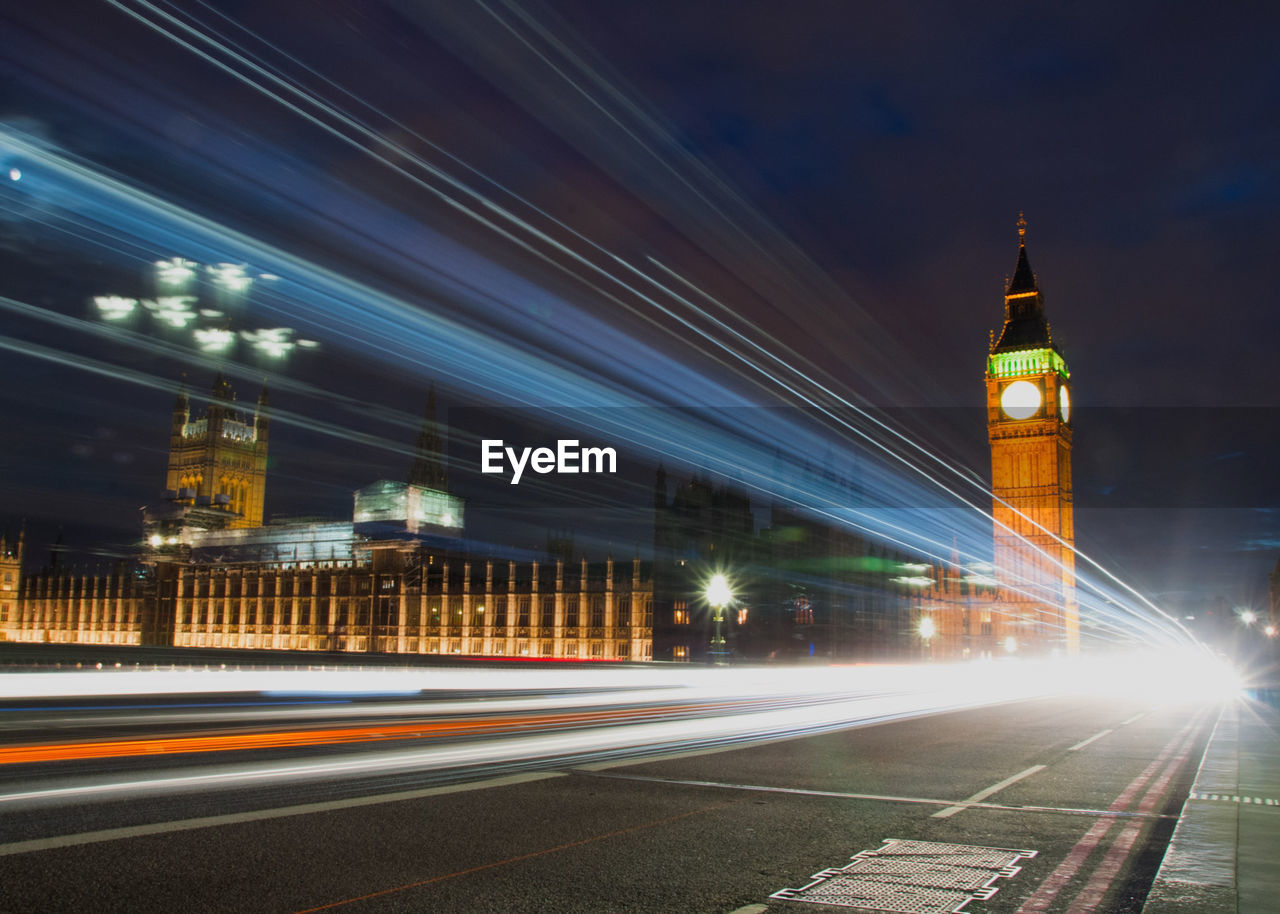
[{"left": 0, "top": 686, "right": 1215, "bottom": 913}]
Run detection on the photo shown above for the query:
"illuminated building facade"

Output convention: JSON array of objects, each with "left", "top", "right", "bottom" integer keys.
[
  {"left": 0, "top": 530, "right": 23, "bottom": 632},
  {"left": 985, "top": 217, "right": 1078, "bottom": 654},
  {"left": 3, "top": 381, "right": 652, "bottom": 661},
  {"left": 912, "top": 551, "right": 1000, "bottom": 661},
  {"left": 162, "top": 550, "right": 651, "bottom": 660},
  {"left": 166, "top": 374, "right": 269, "bottom": 528}
]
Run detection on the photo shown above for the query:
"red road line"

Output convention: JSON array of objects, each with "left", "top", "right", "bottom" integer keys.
[
  {"left": 1015, "top": 714, "right": 1203, "bottom": 914},
  {"left": 1062, "top": 723, "right": 1201, "bottom": 912}
]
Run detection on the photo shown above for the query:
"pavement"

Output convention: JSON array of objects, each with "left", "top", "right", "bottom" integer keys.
[{"left": 1143, "top": 690, "right": 1280, "bottom": 914}]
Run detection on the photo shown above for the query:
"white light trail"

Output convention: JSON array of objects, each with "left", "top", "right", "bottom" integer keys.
[{"left": 0, "top": 655, "right": 1237, "bottom": 812}]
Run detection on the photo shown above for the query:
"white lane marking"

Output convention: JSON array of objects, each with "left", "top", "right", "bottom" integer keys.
[
  {"left": 0, "top": 771, "right": 562, "bottom": 857},
  {"left": 1068, "top": 728, "right": 1114, "bottom": 751},
  {"left": 932, "top": 764, "right": 1047, "bottom": 818},
  {"left": 579, "top": 770, "right": 1172, "bottom": 819},
  {"left": 1121, "top": 712, "right": 1146, "bottom": 726},
  {"left": 728, "top": 906, "right": 769, "bottom": 914}
]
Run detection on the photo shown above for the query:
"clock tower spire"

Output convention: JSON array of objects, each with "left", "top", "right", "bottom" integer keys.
[{"left": 985, "top": 216, "right": 1078, "bottom": 655}]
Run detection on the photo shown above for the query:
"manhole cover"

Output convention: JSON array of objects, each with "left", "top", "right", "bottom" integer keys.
[{"left": 771, "top": 839, "right": 1036, "bottom": 913}]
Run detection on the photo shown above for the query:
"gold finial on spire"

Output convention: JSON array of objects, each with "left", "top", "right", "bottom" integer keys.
[{"left": 1017, "top": 212, "right": 1027, "bottom": 242}]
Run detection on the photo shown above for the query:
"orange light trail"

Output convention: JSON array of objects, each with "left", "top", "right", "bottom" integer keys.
[{"left": 0, "top": 697, "right": 796, "bottom": 766}]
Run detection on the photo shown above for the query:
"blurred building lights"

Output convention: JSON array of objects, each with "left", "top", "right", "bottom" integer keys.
[
  {"left": 1004, "top": 636, "right": 1018, "bottom": 653},
  {"left": 143, "top": 295, "right": 198, "bottom": 328},
  {"left": 209, "top": 263, "right": 251, "bottom": 293},
  {"left": 93, "top": 295, "right": 137, "bottom": 320},
  {"left": 919, "top": 616, "right": 936, "bottom": 640},
  {"left": 240, "top": 327, "right": 294, "bottom": 358},
  {"left": 1266, "top": 625, "right": 1277, "bottom": 638},
  {"left": 155, "top": 257, "right": 196, "bottom": 287},
  {"left": 194, "top": 327, "right": 235, "bottom": 353}
]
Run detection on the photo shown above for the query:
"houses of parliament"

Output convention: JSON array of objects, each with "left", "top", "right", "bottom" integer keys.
[{"left": 0, "top": 224, "right": 1078, "bottom": 661}]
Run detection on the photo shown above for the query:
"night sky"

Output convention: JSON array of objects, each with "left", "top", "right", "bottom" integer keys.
[{"left": 1, "top": 1, "right": 1278, "bottom": 626}]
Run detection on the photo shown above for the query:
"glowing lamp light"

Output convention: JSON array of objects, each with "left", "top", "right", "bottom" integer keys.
[
  {"left": 241, "top": 327, "right": 295, "bottom": 358},
  {"left": 194, "top": 328, "right": 235, "bottom": 353},
  {"left": 1266, "top": 625, "right": 1277, "bottom": 638},
  {"left": 210, "top": 263, "right": 252, "bottom": 293},
  {"left": 7, "top": 167, "right": 19, "bottom": 181},
  {"left": 1004, "top": 636, "right": 1018, "bottom": 653},
  {"left": 93, "top": 295, "right": 137, "bottom": 320},
  {"left": 143, "top": 295, "right": 198, "bottom": 328},
  {"left": 1240, "top": 610, "right": 1257, "bottom": 626},
  {"left": 155, "top": 257, "right": 196, "bottom": 286},
  {"left": 148, "top": 534, "right": 163, "bottom": 547},
  {"left": 705, "top": 573, "right": 732, "bottom": 608},
  {"left": 918, "top": 617, "right": 936, "bottom": 640}
]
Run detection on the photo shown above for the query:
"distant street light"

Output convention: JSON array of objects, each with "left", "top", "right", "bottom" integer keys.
[
  {"left": 705, "top": 572, "right": 732, "bottom": 666},
  {"left": 1240, "top": 609, "right": 1257, "bottom": 626},
  {"left": 1266, "top": 625, "right": 1277, "bottom": 638},
  {"left": 918, "top": 615, "right": 935, "bottom": 662}
]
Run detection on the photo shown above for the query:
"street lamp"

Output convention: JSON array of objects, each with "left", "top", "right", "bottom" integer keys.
[
  {"left": 1240, "top": 609, "right": 1257, "bottom": 626},
  {"left": 918, "top": 615, "right": 935, "bottom": 662},
  {"left": 705, "top": 572, "right": 732, "bottom": 665}
]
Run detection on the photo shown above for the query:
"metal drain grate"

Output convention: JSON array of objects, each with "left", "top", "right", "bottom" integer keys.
[
  {"left": 841, "top": 858, "right": 1007, "bottom": 891},
  {"left": 771, "top": 839, "right": 1037, "bottom": 913}
]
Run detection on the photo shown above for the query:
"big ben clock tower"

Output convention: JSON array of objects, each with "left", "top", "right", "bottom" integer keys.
[{"left": 986, "top": 216, "right": 1078, "bottom": 655}]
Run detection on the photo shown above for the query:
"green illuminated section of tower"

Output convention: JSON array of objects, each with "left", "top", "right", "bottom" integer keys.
[{"left": 987, "top": 348, "right": 1069, "bottom": 379}]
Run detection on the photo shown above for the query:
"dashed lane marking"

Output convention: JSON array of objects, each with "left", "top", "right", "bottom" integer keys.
[
  {"left": 1068, "top": 728, "right": 1114, "bottom": 751},
  {"left": 932, "top": 765, "right": 1047, "bottom": 819}
]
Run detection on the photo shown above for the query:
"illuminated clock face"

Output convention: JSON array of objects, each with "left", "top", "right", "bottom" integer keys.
[
  {"left": 1059, "top": 385, "right": 1070, "bottom": 422},
  {"left": 1000, "top": 380, "right": 1041, "bottom": 419}
]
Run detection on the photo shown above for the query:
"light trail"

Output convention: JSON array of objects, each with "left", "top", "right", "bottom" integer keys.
[
  {"left": 0, "top": 697, "right": 816, "bottom": 765},
  {"left": 0, "top": 653, "right": 1238, "bottom": 812},
  {"left": 0, "top": 1, "right": 1204, "bottom": 650}
]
